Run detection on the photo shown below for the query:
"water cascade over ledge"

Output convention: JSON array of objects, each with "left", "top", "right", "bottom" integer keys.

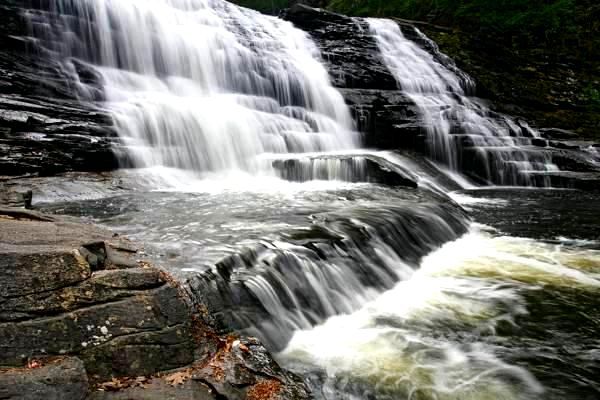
[
  {"left": 25, "top": 0, "right": 472, "bottom": 350},
  {"left": 16, "top": 2, "right": 600, "bottom": 399},
  {"left": 367, "top": 19, "right": 560, "bottom": 186},
  {"left": 27, "top": 0, "right": 359, "bottom": 176}
]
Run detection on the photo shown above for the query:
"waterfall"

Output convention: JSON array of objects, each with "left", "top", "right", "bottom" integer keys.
[
  {"left": 27, "top": 0, "right": 359, "bottom": 176},
  {"left": 368, "top": 19, "right": 559, "bottom": 186}
]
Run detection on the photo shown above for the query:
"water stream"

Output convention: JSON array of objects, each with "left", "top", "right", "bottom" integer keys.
[
  {"left": 367, "top": 19, "right": 559, "bottom": 186},
  {"left": 23, "top": 1, "right": 600, "bottom": 399}
]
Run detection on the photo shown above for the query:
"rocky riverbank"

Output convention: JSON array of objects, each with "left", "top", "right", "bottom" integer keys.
[{"left": 0, "top": 207, "right": 310, "bottom": 399}]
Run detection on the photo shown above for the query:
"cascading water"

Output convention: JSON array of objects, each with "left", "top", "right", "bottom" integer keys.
[
  {"left": 18, "top": 2, "right": 600, "bottom": 399},
  {"left": 27, "top": 0, "right": 359, "bottom": 176},
  {"left": 367, "top": 19, "right": 560, "bottom": 186},
  {"left": 25, "top": 0, "right": 471, "bottom": 351}
]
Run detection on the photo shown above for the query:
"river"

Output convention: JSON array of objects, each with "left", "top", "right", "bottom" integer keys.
[{"left": 23, "top": 0, "right": 600, "bottom": 399}]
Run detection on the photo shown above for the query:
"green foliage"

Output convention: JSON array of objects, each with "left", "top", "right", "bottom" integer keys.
[
  {"left": 230, "top": 0, "right": 597, "bottom": 63},
  {"left": 583, "top": 84, "right": 600, "bottom": 108},
  {"left": 326, "top": 0, "right": 583, "bottom": 46},
  {"left": 232, "top": 0, "right": 289, "bottom": 14}
]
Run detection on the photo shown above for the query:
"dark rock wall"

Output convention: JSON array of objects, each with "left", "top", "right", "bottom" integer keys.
[
  {"left": 0, "top": 1, "right": 123, "bottom": 176},
  {"left": 283, "top": 5, "right": 426, "bottom": 151}
]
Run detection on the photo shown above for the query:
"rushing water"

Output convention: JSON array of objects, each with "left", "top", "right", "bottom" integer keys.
[
  {"left": 367, "top": 19, "right": 560, "bottom": 186},
  {"left": 280, "top": 223, "right": 600, "bottom": 400},
  {"left": 34, "top": 177, "right": 600, "bottom": 400},
  {"left": 28, "top": 0, "right": 358, "bottom": 175},
  {"left": 22, "top": 1, "right": 600, "bottom": 399}
]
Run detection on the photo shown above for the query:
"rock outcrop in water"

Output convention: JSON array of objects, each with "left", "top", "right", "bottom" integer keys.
[
  {"left": 0, "top": 208, "right": 310, "bottom": 399},
  {"left": 282, "top": 5, "right": 425, "bottom": 151}
]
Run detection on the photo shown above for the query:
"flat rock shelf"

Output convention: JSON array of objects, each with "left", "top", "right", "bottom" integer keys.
[{"left": 0, "top": 208, "right": 310, "bottom": 400}]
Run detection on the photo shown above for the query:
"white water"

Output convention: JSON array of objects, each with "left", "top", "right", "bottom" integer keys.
[
  {"left": 25, "top": 4, "right": 600, "bottom": 398},
  {"left": 29, "top": 0, "right": 358, "bottom": 176},
  {"left": 281, "top": 225, "right": 600, "bottom": 399},
  {"left": 368, "top": 19, "right": 559, "bottom": 186}
]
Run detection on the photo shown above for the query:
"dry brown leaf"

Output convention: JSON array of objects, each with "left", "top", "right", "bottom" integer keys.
[
  {"left": 133, "top": 376, "right": 152, "bottom": 388},
  {"left": 27, "top": 359, "right": 42, "bottom": 369},
  {"left": 164, "top": 370, "right": 191, "bottom": 386},
  {"left": 238, "top": 343, "right": 249, "bottom": 352},
  {"left": 98, "top": 378, "right": 126, "bottom": 392}
]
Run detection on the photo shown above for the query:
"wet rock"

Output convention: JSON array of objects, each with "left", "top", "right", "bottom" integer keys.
[
  {"left": 0, "top": 2, "right": 125, "bottom": 176},
  {"left": 0, "top": 357, "right": 89, "bottom": 400},
  {"left": 0, "top": 209, "right": 195, "bottom": 380},
  {"left": 283, "top": 5, "right": 397, "bottom": 90},
  {"left": 339, "top": 89, "right": 424, "bottom": 150},
  {"left": 193, "top": 336, "right": 310, "bottom": 400},
  {"left": 272, "top": 154, "right": 418, "bottom": 187}
]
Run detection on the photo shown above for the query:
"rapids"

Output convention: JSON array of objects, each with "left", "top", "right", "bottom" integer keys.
[{"left": 20, "top": 1, "right": 600, "bottom": 399}]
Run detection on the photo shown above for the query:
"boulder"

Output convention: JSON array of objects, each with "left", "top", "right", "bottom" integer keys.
[{"left": 0, "top": 209, "right": 195, "bottom": 380}]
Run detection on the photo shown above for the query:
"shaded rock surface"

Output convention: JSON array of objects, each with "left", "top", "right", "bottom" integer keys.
[
  {"left": 0, "top": 1, "right": 124, "bottom": 176},
  {"left": 0, "top": 357, "right": 89, "bottom": 400},
  {"left": 0, "top": 208, "right": 311, "bottom": 399}
]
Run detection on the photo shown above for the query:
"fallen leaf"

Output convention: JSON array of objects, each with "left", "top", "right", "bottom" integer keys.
[
  {"left": 98, "top": 378, "right": 126, "bottom": 392},
  {"left": 27, "top": 360, "right": 42, "bottom": 369},
  {"left": 238, "top": 343, "right": 249, "bottom": 352},
  {"left": 165, "top": 370, "right": 191, "bottom": 386}
]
